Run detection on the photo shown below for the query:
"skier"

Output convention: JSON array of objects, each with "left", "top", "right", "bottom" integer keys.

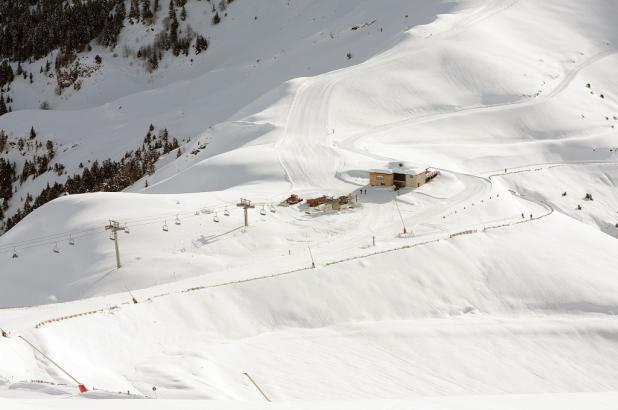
[
  {"left": 1, "top": 328, "right": 7, "bottom": 338},
  {"left": 521, "top": 213, "right": 524, "bottom": 219},
  {"left": 529, "top": 213, "right": 533, "bottom": 220}
]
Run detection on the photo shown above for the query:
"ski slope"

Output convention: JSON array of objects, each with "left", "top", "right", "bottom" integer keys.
[{"left": 1, "top": 0, "right": 618, "bottom": 407}]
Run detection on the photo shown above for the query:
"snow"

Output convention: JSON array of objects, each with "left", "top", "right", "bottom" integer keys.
[
  {"left": 2, "top": 393, "right": 618, "bottom": 409},
  {"left": 1, "top": 0, "right": 618, "bottom": 407}
]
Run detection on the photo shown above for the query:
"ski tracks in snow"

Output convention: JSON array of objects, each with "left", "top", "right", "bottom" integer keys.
[
  {"left": 279, "top": 76, "right": 343, "bottom": 192},
  {"left": 275, "top": 0, "right": 527, "bottom": 194},
  {"left": 338, "top": 47, "right": 618, "bottom": 158}
]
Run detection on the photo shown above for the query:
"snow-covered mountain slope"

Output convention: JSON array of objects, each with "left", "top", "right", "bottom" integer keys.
[
  {"left": 492, "top": 163, "right": 618, "bottom": 237},
  {"left": 0, "top": 0, "right": 468, "bottom": 229},
  {"left": 2, "top": 393, "right": 618, "bottom": 409},
  {"left": 129, "top": 0, "right": 618, "bottom": 194},
  {"left": 1, "top": 0, "right": 618, "bottom": 405},
  {"left": 2, "top": 210, "right": 618, "bottom": 399}
]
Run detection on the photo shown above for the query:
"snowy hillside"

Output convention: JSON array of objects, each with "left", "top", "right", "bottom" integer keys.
[{"left": 1, "top": 0, "right": 618, "bottom": 408}]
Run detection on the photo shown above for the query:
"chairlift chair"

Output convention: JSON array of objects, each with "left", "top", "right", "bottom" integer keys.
[
  {"left": 12, "top": 248, "right": 18, "bottom": 258},
  {"left": 260, "top": 205, "right": 266, "bottom": 216},
  {"left": 175, "top": 214, "right": 181, "bottom": 225},
  {"left": 124, "top": 226, "right": 130, "bottom": 234},
  {"left": 68, "top": 234, "right": 75, "bottom": 245},
  {"left": 224, "top": 208, "right": 230, "bottom": 217},
  {"left": 53, "top": 243, "right": 60, "bottom": 253},
  {"left": 162, "top": 221, "right": 169, "bottom": 232},
  {"left": 213, "top": 212, "right": 220, "bottom": 223},
  {"left": 270, "top": 205, "right": 276, "bottom": 213}
]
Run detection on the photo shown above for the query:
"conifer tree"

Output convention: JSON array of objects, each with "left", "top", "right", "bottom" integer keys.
[
  {"left": 0, "top": 94, "right": 7, "bottom": 116},
  {"left": 170, "top": 10, "right": 179, "bottom": 50},
  {"left": 168, "top": 0, "right": 175, "bottom": 19},
  {"left": 195, "top": 35, "right": 208, "bottom": 54},
  {"left": 149, "top": 51, "right": 159, "bottom": 70},
  {"left": 129, "top": 0, "right": 140, "bottom": 21},
  {"left": 142, "top": 0, "right": 154, "bottom": 22},
  {"left": 0, "top": 61, "right": 14, "bottom": 87}
]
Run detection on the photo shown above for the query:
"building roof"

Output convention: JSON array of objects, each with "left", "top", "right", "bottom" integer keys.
[
  {"left": 395, "top": 167, "right": 426, "bottom": 176},
  {"left": 369, "top": 164, "right": 427, "bottom": 176},
  {"left": 369, "top": 169, "right": 393, "bottom": 175}
]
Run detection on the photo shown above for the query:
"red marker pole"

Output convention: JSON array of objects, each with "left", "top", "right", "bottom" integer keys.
[{"left": 19, "top": 336, "right": 88, "bottom": 393}]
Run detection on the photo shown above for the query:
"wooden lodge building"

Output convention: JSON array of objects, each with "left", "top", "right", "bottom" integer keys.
[{"left": 369, "top": 164, "right": 437, "bottom": 189}]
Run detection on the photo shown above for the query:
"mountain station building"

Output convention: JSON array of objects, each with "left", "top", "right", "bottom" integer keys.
[{"left": 369, "top": 164, "right": 435, "bottom": 188}]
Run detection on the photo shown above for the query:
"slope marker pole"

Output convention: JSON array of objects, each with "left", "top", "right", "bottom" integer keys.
[
  {"left": 308, "top": 246, "right": 315, "bottom": 268},
  {"left": 18, "top": 336, "right": 88, "bottom": 393},
  {"left": 124, "top": 284, "right": 139, "bottom": 304},
  {"left": 243, "top": 372, "right": 271, "bottom": 402},
  {"left": 393, "top": 196, "right": 407, "bottom": 235}
]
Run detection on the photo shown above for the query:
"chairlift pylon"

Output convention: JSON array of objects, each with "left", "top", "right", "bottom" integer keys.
[{"left": 162, "top": 221, "right": 169, "bottom": 232}]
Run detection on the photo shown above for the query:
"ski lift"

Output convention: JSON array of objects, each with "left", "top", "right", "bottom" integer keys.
[
  {"left": 12, "top": 248, "right": 18, "bottom": 259},
  {"left": 269, "top": 205, "right": 276, "bottom": 213},
  {"left": 260, "top": 205, "right": 266, "bottom": 216},
  {"left": 213, "top": 212, "right": 220, "bottom": 223},
  {"left": 68, "top": 234, "right": 75, "bottom": 245},
  {"left": 53, "top": 243, "right": 60, "bottom": 254},
  {"left": 175, "top": 214, "right": 181, "bottom": 225},
  {"left": 162, "top": 221, "right": 168, "bottom": 232},
  {"left": 224, "top": 208, "right": 230, "bottom": 217},
  {"left": 124, "top": 226, "right": 130, "bottom": 234}
]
